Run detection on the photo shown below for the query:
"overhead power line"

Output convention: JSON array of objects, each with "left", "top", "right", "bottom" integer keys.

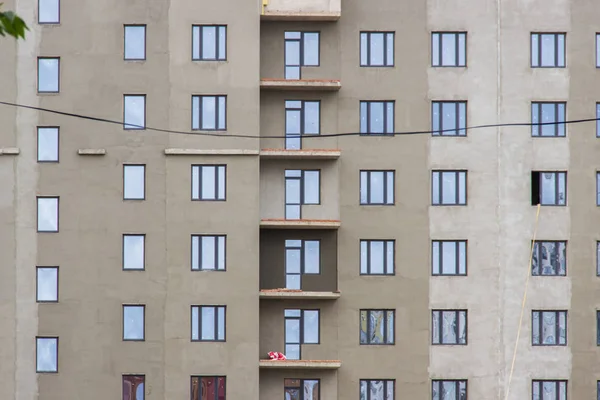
[{"left": 0, "top": 100, "right": 598, "bottom": 139}]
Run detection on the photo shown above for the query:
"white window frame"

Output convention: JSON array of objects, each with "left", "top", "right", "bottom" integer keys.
[
  {"left": 37, "top": 126, "right": 59, "bottom": 162},
  {"left": 124, "top": 25, "right": 146, "bottom": 60},
  {"left": 123, "top": 164, "right": 146, "bottom": 200},
  {"left": 36, "top": 337, "right": 58, "bottom": 373},
  {"left": 37, "top": 57, "right": 59, "bottom": 93},
  {"left": 192, "top": 25, "right": 227, "bottom": 61},
  {"left": 191, "top": 235, "right": 226, "bottom": 271},
  {"left": 123, "top": 305, "right": 145, "bottom": 341},
  {"left": 38, "top": 0, "right": 59, "bottom": 24},
  {"left": 360, "top": 31, "right": 394, "bottom": 67},
  {"left": 123, "top": 234, "right": 145, "bottom": 270},
  {"left": 192, "top": 165, "right": 226, "bottom": 201},
  {"left": 36, "top": 267, "right": 58, "bottom": 302},
  {"left": 432, "top": 240, "right": 467, "bottom": 276},
  {"left": 432, "top": 170, "right": 467, "bottom": 206},
  {"left": 360, "top": 170, "right": 395, "bottom": 205},
  {"left": 192, "top": 95, "right": 227, "bottom": 131},
  {"left": 531, "top": 33, "right": 566, "bottom": 68},
  {"left": 360, "top": 240, "right": 394, "bottom": 275},
  {"left": 432, "top": 32, "right": 467, "bottom": 67},
  {"left": 37, "top": 196, "right": 59, "bottom": 232},
  {"left": 191, "top": 305, "right": 226, "bottom": 341}
]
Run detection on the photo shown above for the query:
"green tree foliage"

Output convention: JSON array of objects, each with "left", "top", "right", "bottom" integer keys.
[{"left": 0, "top": 3, "right": 28, "bottom": 39}]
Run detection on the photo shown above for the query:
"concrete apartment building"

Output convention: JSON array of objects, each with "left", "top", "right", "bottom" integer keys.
[{"left": 2, "top": 0, "right": 600, "bottom": 398}]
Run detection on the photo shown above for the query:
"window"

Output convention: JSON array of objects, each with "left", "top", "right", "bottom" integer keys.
[
  {"left": 123, "top": 234, "right": 145, "bottom": 270},
  {"left": 360, "top": 240, "right": 394, "bottom": 275},
  {"left": 360, "top": 380, "right": 395, "bottom": 400},
  {"left": 124, "top": 25, "right": 146, "bottom": 60},
  {"left": 432, "top": 241, "right": 467, "bottom": 276},
  {"left": 360, "top": 170, "right": 394, "bottom": 205},
  {"left": 123, "top": 375, "right": 145, "bottom": 400},
  {"left": 191, "top": 376, "right": 226, "bottom": 400},
  {"left": 285, "top": 170, "right": 320, "bottom": 219},
  {"left": 285, "top": 240, "right": 320, "bottom": 289},
  {"left": 191, "top": 306, "right": 226, "bottom": 341},
  {"left": 192, "top": 165, "right": 226, "bottom": 201},
  {"left": 191, "top": 235, "right": 226, "bottom": 271},
  {"left": 192, "top": 95, "right": 226, "bottom": 131},
  {"left": 285, "top": 100, "right": 320, "bottom": 150},
  {"left": 360, "top": 309, "right": 394, "bottom": 345},
  {"left": 285, "top": 379, "right": 319, "bottom": 400},
  {"left": 38, "top": 0, "right": 59, "bottom": 24},
  {"left": 432, "top": 32, "right": 466, "bottom": 67},
  {"left": 532, "top": 241, "right": 566, "bottom": 276},
  {"left": 36, "top": 337, "right": 58, "bottom": 372},
  {"left": 532, "top": 310, "right": 566, "bottom": 346},
  {"left": 123, "top": 95, "right": 146, "bottom": 130},
  {"left": 531, "top": 171, "right": 566, "bottom": 206},
  {"left": 192, "top": 25, "right": 226, "bottom": 61},
  {"left": 37, "top": 57, "right": 59, "bottom": 93},
  {"left": 123, "top": 305, "right": 145, "bottom": 341},
  {"left": 37, "top": 127, "right": 59, "bottom": 162},
  {"left": 432, "top": 380, "right": 467, "bottom": 400},
  {"left": 531, "top": 102, "right": 566, "bottom": 137},
  {"left": 595, "top": 311, "right": 600, "bottom": 345},
  {"left": 37, "top": 197, "right": 59, "bottom": 232},
  {"left": 597, "top": 34, "right": 600, "bottom": 68},
  {"left": 432, "top": 171, "right": 467, "bottom": 206},
  {"left": 284, "top": 31, "right": 319, "bottom": 79},
  {"left": 284, "top": 309, "right": 319, "bottom": 359},
  {"left": 360, "top": 32, "right": 394, "bottom": 67},
  {"left": 432, "top": 101, "right": 467, "bottom": 136},
  {"left": 596, "top": 242, "right": 600, "bottom": 276},
  {"left": 532, "top": 380, "right": 567, "bottom": 400},
  {"left": 597, "top": 103, "right": 600, "bottom": 137},
  {"left": 123, "top": 165, "right": 146, "bottom": 200},
  {"left": 432, "top": 310, "right": 467, "bottom": 345},
  {"left": 36, "top": 267, "right": 58, "bottom": 302},
  {"left": 531, "top": 33, "right": 565, "bottom": 68},
  {"left": 360, "top": 101, "right": 394, "bottom": 135}
]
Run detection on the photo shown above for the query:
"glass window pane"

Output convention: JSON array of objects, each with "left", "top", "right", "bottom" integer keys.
[
  {"left": 124, "top": 26, "right": 145, "bottom": 60},
  {"left": 218, "top": 96, "right": 226, "bottom": 129},
  {"left": 192, "top": 96, "right": 200, "bottom": 129},
  {"left": 360, "top": 171, "right": 368, "bottom": 204},
  {"left": 304, "top": 102, "right": 320, "bottom": 134},
  {"left": 442, "top": 242, "right": 457, "bottom": 274},
  {"left": 557, "top": 173, "right": 566, "bottom": 205},
  {"left": 37, "top": 127, "right": 59, "bottom": 162},
  {"left": 370, "top": 241, "right": 384, "bottom": 274},
  {"left": 458, "top": 172, "right": 467, "bottom": 204},
  {"left": 541, "top": 103, "right": 556, "bottom": 136},
  {"left": 218, "top": 26, "right": 226, "bottom": 59},
  {"left": 360, "top": 102, "right": 368, "bottom": 133},
  {"left": 286, "top": 41, "right": 300, "bottom": 66},
  {"left": 38, "top": 58, "right": 59, "bottom": 92},
  {"left": 201, "top": 166, "right": 216, "bottom": 199},
  {"left": 432, "top": 242, "right": 440, "bottom": 274},
  {"left": 303, "top": 33, "right": 319, "bottom": 66},
  {"left": 37, "top": 197, "right": 58, "bottom": 232},
  {"left": 191, "top": 307, "right": 199, "bottom": 340},
  {"left": 217, "top": 307, "right": 225, "bottom": 340},
  {"left": 360, "top": 241, "right": 368, "bottom": 274},
  {"left": 531, "top": 34, "right": 539, "bottom": 67},
  {"left": 386, "top": 172, "right": 394, "bottom": 204},
  {"left": 217, "top": 167, "right": 226, "bottom": 200},
  {"left": 386, "top": 311, "right": 394, "bottom": 343},
  {"left": 370, "top": 33, "right": 384, "bottom": 65},
  {"left": 217, "top": 237, "right": 225, "bottom": 270},
  {"left": 201, "top": 307, "right": 215, "bottom": 340},
  {"left": 432, "top": 33, "right": 440, "bottom": 66},
  {"left": 597, "top": 35, "right": 600, "bottom": 67},
  {"left": 540, "top": 34, "right": 556, "bottom": 67},
  {"left": 286, "top": 319, "right": 300, "bottom": 343},
  {"left": 557, "top": 34, "right": 565, "bottom": 67},
  {"left": 123, "top": 235, "right": 145, "bottom": 270},
  {"left": 386, "top": 33, "right": 394, "bottom": 66},
  {"left": 36, "top": 338, "right": 58, "bottom": 372},
  {"left": 192, "top": 26, "right": 200, "bottom": 60},
  {"left": 441, "top": 34, "right": 456, "bottom": 65},
  {"left": 441, "top": 172, "right": 457, "bottom": 204},
  {"left": 37, "top": 268, "right": 58, "bottom": 301},
  {"left": 124, "top": 96, "right": 145, "bottom": 129},
  {"left": 202, "top": 26, "right": 217, "bottom": 59},
  {"left": 442, "top": 102, "right": 457, "bottom": 135},
  {"left": 369, "top": 102, "right": 384, "bottom": 133},
  {"left": 202, "top": 97, "right": 216, "bottom": 130},
  {"left": 123, "top": 165, "right": 145, "bottom": 200},
  {"left": 39, "top": 0, "right": 59, "bottom": 23},
  {"left": 304, "top": 241, "right": 320, "bottom": 273},
  {"left": 286, "top": 249, "right": 301, "bottom": 273},
  {"left": 303, "top": 310, "right": 319, "bottom": 343},
  {"left": 369, "top": 171, "right": 384, "bottom": 203},
  {"left": 458, "top": 241, "right": 467, "bottom": 274},
  {"left": 432, "top": 172, "right": 440, "bottom": 204},
  {"left": 201, "top": 236, "right": 216, "bottom": 270},
  {"left": 303, "top": 171, "right": 320, "bottom": 204},
  {"left": 458, "top": 102, "right": 467, "bottom": 135},
  {"left": 123, "top": 306, "right": 144, "bottom": 340},
  {"left": 286, "top": 109, "right": 301, "bottom": 135},
  {"left": 532, "top": 103, "right": 540, "bottom": 136},
  {"left": 458, "top": 33, "right": 466, "bottom": 66},
  {"left": 432, "top": 103, "right": 440, "bottom": 135},
  {"left": 386, "top": 242, "right": 394, "bottom": 274},
  {"left": 540, "top": 173, "right": 556, "bottom": 204},
  {"left": 386, "top": 102, "right": 394, "bottom": 133},
  {"left": 191, "top": 236, "right": 199, "bottom": 270},
  {"left": 360, "top": 33, "right": 368, "bottom": 65}
]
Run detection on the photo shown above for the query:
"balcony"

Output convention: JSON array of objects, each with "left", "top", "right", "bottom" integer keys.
[
  {"left": 260, "top": 79, "right": 341, "bottom": 92},
  {"left": 260, "top": 0, "right": 341, "bottom": 21},
  {"left": 260, "top": 219, "right": 340, "bottom": 229},
  {"left": 259, "top": 360, "right": 341, "bottom": 369},
  {"left": 260, "top": 290, "right": 340, "bottom": 300},
  {"left": 260, "top": 149, "right": 341, "bottom": 160}
]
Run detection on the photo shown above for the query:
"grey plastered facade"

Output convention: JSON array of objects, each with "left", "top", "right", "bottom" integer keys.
[{"left": 2, "top": 0, "right": 600, "bottom": 399}]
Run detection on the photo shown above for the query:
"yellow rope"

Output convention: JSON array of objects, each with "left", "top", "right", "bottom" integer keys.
[{"left": 504, "top": 203, "right": 542, "bottom": 400}]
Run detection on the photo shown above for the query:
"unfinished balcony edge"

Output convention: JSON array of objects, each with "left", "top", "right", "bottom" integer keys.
[
  {"left": 260, "top": 149, "right": 341, "bottom": 160},
  {"left": 261, "top": 11, "right": 340, "bottom": 22},
  {"left": 260, "top": 219, "right": 341, "bottom": 229},
  {"left": 259, "top": 360, "right": 342, "bottom": 370},
  {"left": 260, "top": 289, "right": 341, "bottom": 300},
  {"left": 260, "top": 79, "right": 341, "bottom": 92}
]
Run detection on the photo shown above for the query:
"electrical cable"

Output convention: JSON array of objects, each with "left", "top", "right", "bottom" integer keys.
[
  {"left": 0, "top": 100, "right": 599, "bottom": 139},
  {"left": 504, "top": 203, "right": 541, "bottom": 400}
]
